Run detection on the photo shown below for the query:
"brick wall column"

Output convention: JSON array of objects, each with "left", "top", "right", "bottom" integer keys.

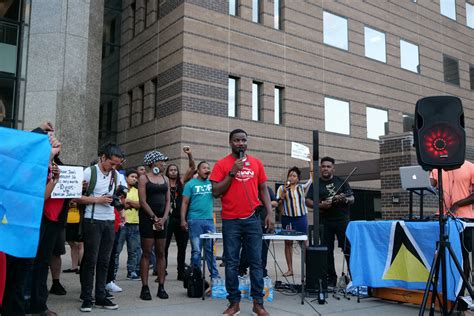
[{"left": 379, "top": 132, "right": 437, "bottom": 219}]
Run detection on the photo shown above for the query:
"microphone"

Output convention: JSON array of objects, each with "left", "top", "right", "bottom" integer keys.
[{"left": 239, "top": 148, "right": 244, "bottom": 159}]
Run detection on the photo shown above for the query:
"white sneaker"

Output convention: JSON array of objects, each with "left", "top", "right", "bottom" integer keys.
[{"left": 105, "top": 281, "right": 122, "bottom": 293}]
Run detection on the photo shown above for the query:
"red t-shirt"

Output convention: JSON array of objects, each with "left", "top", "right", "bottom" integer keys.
[
  {"left": 210, "top": 154, "right": 267, "bottom": 220},
  {"left": 43, "top": 198, "right": 65, "bottom": 222}
]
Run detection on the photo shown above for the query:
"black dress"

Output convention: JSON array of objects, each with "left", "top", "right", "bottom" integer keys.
[{"left": 139, "top": 175, "right": 168, "bottom": 239}]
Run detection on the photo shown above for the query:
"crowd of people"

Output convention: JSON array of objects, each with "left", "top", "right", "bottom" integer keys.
[{"left": 0, "top": 125, "right": 356, "bottom": 316}]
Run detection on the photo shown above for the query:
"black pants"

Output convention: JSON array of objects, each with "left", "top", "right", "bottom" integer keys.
[
  {"left": 321, "top": 219, "right": 350, "bottom": 282},
  {"left": 80, "top": 220, "right": 115, "bottom": 301},
  {"left": 1, "top": 255, "right": 33, "bottom": 316},
  {"left": 238, "top": 225, "right": 269, "bottom": 277},
  {"left": 30, "top": 217, "right": 62, "bottom": 313},
  {"left": 165, "top": 216, "right": 188, "bottom": 276},
  {"left": 106, "top": 228, "right": 121, "bottom": 283}
]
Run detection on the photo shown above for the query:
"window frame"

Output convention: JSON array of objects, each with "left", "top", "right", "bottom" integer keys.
[{"left": 324, "top": 96, "right": 351, "bottom": 135}]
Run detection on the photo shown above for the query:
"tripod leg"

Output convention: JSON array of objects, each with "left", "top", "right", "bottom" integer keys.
[
  {"left": 419, "top": 244, "right": 441, "bottom": 316},
  {"left": 446, "top": 242, "right": 474, "bottom": 299}
]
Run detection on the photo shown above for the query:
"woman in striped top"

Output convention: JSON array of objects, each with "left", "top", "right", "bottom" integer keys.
[{"left": 277, "top": 165, "right": 312, "bottom": 277}]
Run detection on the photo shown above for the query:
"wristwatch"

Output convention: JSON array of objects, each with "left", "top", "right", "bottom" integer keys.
[{"left": 228, "top": 171, "right": 235, "bottom": 178}]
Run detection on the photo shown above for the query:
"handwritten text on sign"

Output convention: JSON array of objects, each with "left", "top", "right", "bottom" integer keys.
[{"left": 51, "top": 166, "right": 84, "bottom": 199}]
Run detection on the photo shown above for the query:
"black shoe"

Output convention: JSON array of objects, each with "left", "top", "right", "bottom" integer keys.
[
  {"left": 79, "top": 295, "right": 95, "bottom": 303},
  {"left": 105, "top": 290, "right": 115, "bottom": 300},
  {"left": 63, "top": 268, "right": 79, "bottom": 273},
  {"left": 80, "top": 300, "right": 93, "bottom": 312},
  {"left": 140, "top": 286, "right": 152, "bottom": 300},
  {"left": 157, "top": 287, "right": 169, "bottom": 299},
  {"left": 49, "top": 282, "right": 67, "bottom": 295},
  {"left": 95, "top": 298, "right": 118, "bottom": 310}
]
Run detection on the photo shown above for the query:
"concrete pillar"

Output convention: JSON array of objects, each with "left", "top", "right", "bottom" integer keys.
[{"left": 23, "top": 0, "right": 104, "bottom": 166}]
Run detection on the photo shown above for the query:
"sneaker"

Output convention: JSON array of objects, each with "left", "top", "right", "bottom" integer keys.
[
  {"left": 140, "top": 285, "right": 152, "bottom": 301},
  {"left": 79, "top": 296, "right": 95, "bottom": 303},
  {"left": 80, "top": 300, "right": 93, "bottom": 312},
  {"left": 49, "top": 282, "right": 67, "bottom": 295},
  {"left": 105, "top": 290, "right": 115, "bottom": 300},
  {"left": 223, "top": 302, "right": 240, "bottom": 315},
  {"left": 105, "top": 281, "right": 122, "bottom": 293},
  {"left": 127, "top": 271, "right": 140, "bottom": 280},
  {"left": 95, "top": 298, "right": 118, "bottom": 310}
]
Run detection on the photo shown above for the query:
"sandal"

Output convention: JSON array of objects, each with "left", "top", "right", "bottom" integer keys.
[{"left": 282, "top": 271, "right": 293, "bottom": 277}]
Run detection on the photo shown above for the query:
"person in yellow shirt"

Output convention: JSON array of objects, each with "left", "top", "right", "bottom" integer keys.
[
  {"left": 115, "top": 169, "right": 141, "bottom": 280},
  {"left": 63, "top": 201, "right": 83, "bottom": 274}
]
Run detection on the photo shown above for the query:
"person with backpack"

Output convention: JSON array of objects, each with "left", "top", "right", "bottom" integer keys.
[{"left": 76, "top": 143, "right": 126, "bottom": 312}]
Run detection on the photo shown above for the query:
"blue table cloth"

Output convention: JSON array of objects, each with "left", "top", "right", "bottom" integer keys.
[{"left": 346, "top": 219, "right": 464, "bottom": 301}]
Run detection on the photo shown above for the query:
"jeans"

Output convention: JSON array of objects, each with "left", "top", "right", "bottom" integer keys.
[
  {"left": 107, "top": 229, "right": 120, "bottom": 283},
  {"left": 188, "top": 219, "right": 219, "bottom": 279},
  {"left": 80, "top": 219, "right": 115, "bottom": 301},
  {"left": 115, "top": 224, "right": 141, "bottom": 275},
  {"left": 222, "top": 214, "right": 264, "bottom": 304},
  {"left": 321, "top": 219, "right": 350, "bottom": 282},
  {"left": 238, "top": 225, "right": 269, "bottom": 277},
  {"left": 165, "top": 216, "right": 189, "bottom": 276},
  {"left": 30, "top": 216, "right": 61, "bottom": 313}
]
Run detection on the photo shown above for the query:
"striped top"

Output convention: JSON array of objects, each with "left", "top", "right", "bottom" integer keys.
[{"left": 276, "top": 178, "right": 312, "bottom": 217}]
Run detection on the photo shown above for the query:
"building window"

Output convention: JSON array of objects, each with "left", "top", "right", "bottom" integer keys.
[
  {"left": 228, "top": 77, "right": 238, "bottom": 117},
  {"left": 324, "top": 97, "right": 350, "bottom": 135},
  {"left": 128, "top": 90, "right": 133, "bottom": 127},
  {"left": 440, "top": 0, "right": 456, "bottom": 20},
  {"left": 139, "top": 84, "right": 144, "bottom": 123},
  {"left": 131, "top": 1, "right": 136, "bottom": 36},
  {"left": 252, "top": 82, "right": 261, "bottom": 121},
  {"left": 151, "top": 77, "right": 157, "bottom": 118},
  {"left": 467, "top": 2, "right": 474, "bottom": 28},
  {"left": 443, "top": 55, "right": 460, "bottom": 86},
  {"left": 470, "top": 65, "right": 474, "bottom": 90},
  {"left": 229, "top": 0, "right": 238, "bottom": 16},
  {"left": 400, "top": 40, "right": 419, "bottom": 73},
  {"left": 364, "top": 26, "right": 386, "bottom": 63},
  {"left": 323, "top": 11, "right": 348, "bottom": 51},
  {"left": 252, "top": 0, "right": 260, "bottom": 23},
  {"left": 366, "top": 107, "right": 388, "bottom": 140},
  {"left": 274, "top": 87, "right": 283, "bottom": 125},
  {"left": 274, "top": 0, "right": 282, "bottom": 30}
]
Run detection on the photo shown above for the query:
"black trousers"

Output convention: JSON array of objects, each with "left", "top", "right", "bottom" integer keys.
[
  {"left": 1, "top": 255, "right": 33, "bottom": 316},
  {"left": 165, "top": 216, "right": 189, "bottom": 275},
  {"left": 80, "top": 220, "right": 115, "bottom": 301},
  {"left": 30, "top": 217, "right": 62, "bottom": 313},
  {"left": 321, "top": 219, "right": 350, "bottom": 282},
  {"left": 106, "top": 229, "right": 121, "bottom": 283}
]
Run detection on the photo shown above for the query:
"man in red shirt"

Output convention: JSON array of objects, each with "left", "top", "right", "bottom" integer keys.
[{"left": 210, "top": 129, "right": 274, "bottom": 316}]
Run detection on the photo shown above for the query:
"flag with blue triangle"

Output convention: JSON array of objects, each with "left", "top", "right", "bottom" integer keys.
[{"left": 0, "top": 127, "right": 50, "bottom": 258}]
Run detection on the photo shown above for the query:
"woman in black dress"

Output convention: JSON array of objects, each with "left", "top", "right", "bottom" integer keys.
[{"left": 138, "top": 151, "right": 171, "bottom": 300}]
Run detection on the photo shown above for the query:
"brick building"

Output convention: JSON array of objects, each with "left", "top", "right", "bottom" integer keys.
[{"left": 97, "top": 0, "right": 474, "bottom": 217}]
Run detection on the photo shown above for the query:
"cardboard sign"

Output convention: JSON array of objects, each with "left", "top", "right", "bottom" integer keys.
[
  {"left": 51, "top": 166, "right": 84, "bottom": 198},
  {"left": 291, "top": 142, "right": 310, "bottom": 161}
]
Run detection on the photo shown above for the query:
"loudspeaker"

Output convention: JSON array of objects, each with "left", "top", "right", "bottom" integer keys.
[
  {"left": 414, "top": 96, "right": 465, "bottom": 171},
  {"left": 306, "top": 246, "right": 328, "bottom": 293}
]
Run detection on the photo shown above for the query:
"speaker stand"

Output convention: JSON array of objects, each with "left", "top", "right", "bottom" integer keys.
[{"left": 418, "top": 168, "right": 474, "bottom": 315}]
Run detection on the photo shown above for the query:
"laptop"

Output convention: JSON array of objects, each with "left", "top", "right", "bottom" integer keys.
[{"left": 399, "top": 165, "right": 432, "bottom": 190}]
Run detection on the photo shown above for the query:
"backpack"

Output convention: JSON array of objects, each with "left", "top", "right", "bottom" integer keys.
[
  {"left": 77, "top": 165, "right": 118, "bottom": 238},
  {"left": 186, "top": 267, "right": 204, "bottom": 298}
]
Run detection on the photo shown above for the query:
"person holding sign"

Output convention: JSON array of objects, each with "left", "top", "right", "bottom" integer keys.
[{"left": 276, "top": 157, "right": 312, "bottom": 277}]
